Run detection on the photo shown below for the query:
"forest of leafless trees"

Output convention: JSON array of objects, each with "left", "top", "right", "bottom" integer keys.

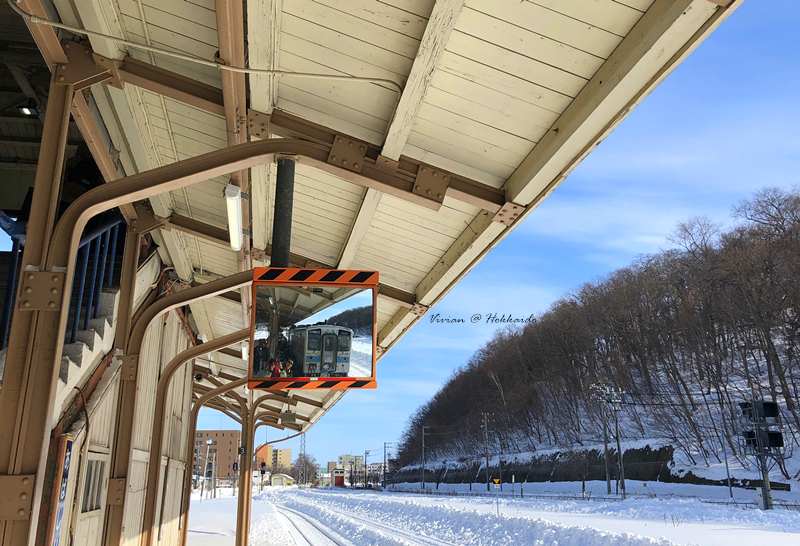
[{"left": 397, "top": 187, "right": 800, "bottom": 480}]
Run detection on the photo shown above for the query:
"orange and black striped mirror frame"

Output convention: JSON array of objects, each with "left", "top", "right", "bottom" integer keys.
[{"left": 247, "top": 267, "right": 379, "bottom": 390}]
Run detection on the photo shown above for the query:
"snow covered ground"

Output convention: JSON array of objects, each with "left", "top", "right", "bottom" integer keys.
[
  {"left": 186, "top": 484, "right": 800, "bottom": 546},
  {"left": 349, "top": 338, "right": 372, "bottom": 377}
]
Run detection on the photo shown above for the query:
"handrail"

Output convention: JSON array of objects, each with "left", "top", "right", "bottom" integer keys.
[
  {"left": 68, "top": 217, "right": 125, "bottom": 343},
  {"left": 77, "top": 215, "right": 124, "bottom": 249},
  {"left": 2, "top": 214, "right": 125, "bottom": 348}
]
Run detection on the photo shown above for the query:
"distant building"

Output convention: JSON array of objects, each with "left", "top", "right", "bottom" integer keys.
[
  {"left": 273, "top": 448, "right": 292, "bottom": 470},
  {"left": 337, "top": 454, "right": 363, "bottom": 469},
  {"left": 271, "top": 473, "right": 294, "bottom": 487},
  {"left": 368, "top": 462, "right": 385, "bottom": 474},
  {"left": 193, "top": 430, "right": 241, "bottom": 478},
  {"left": 338, "top": 454, "right": 364, "bottom": 481},
  {"left": 327, "top": 461, "right": 338, "bottom": 472},
  {"left": 254, "top": 444, "right": 292, "bottom": 471},
  {"left": 254, "top": 444, "right": 273, "bottom": 472}
]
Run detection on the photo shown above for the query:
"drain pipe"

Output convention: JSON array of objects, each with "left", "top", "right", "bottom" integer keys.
[{"left": 271, "top": 157, "right": 295, "bottom": 268}]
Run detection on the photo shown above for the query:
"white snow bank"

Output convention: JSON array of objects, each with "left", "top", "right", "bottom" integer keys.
[{"left": 256, "top": 488, "right": 677, "bottom": 546}]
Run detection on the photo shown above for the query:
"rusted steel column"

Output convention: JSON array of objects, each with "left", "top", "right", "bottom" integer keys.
[
  {"left": 140, "top": 329, "right": 249, "bottom": 546},
  {"left": 104, "top": 226, "right": 142, "bottom": 546},
  {"left": 179, "top": 378, "right": 247, "bottom": 546},
  {"left": 234, "top": 405, "right": 252, "bottom": 546},
  {"left": 0, "top": 71, "right": 74, "bottom": 546},
  {"left": 113, "top": 227, "right": 142, "bottom": 351}
]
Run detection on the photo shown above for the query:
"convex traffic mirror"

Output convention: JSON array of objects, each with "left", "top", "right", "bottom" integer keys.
[{"left": 248, "top": 268, "right": 378, "bottom": 390}]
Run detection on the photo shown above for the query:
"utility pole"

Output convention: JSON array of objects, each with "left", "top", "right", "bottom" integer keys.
[
  {"left": 202, "top": 438, "right": 213, "bottom": 501},
  {"left": 299, "top": 433, "right": 306, "bottom": 487},
  {"left": 421, "top": 426, "right": 430, "bottom": 491},
  {"left": 498, "top": 435, "right": 503, "bottom": 492},
  {"left": 601, "top": 405, "right": 612, "bottom": 495},
  {"left": 383, "top": 442, "right": 393, "bottom": 489},
  {"left": 364, "top": 450, "right": 371, "bottom": 488},
  {"left": 590, "top": 385, "right": 626, "bottom": 499},
  {"left": 482, "top": 413, "right": 493, "bottom": 492},
  {"left": 212, "top": 451, "right": 217, "bottom": 499},
  {"left": 612, "top": 397, "right": 626, "bottom": 500}
]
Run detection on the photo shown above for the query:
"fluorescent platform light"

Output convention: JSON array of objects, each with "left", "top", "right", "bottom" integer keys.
[
  {"left": 224, "top": 183, "right": 243, "bottom": 251},
  {"left": 19, "top": 107, "right": 32, "bottom": 116}
]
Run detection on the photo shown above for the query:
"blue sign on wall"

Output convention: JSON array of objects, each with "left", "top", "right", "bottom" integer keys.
[{"left": 51, "top": 437, "right": 73, "bottom": 546}]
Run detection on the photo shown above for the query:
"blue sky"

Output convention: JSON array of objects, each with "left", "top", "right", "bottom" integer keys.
[{"left": 3, "top": 1, "right": 798, "bottom": 467}]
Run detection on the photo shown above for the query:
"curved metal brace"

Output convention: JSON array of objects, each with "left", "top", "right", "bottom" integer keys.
[
  {"left": 128, "top": 273, "right": 252, "bottom": 356},
  {"left": 194, "top": 388, "right": 245, "bottom": 417},
  {"left": 206, "top": 402, "right": 242, "bottom": 424},
  {"left": 179, "top": 377, "right": 247, "bottom": 546},
  {"left": 205, "top": 374, "right": 247, "bottom": 413},
  {"left": 141, "top": 328, "right": 249, "bottom": 546},
  {"left": 189, "top": 392, "right": 243, "bottom": 423},
  {"left": 254, "top": 421, "right": 283, "bottom": 434}
]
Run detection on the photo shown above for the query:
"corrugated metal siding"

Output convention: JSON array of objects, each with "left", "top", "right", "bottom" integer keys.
[
  {"left": 123, "top": 310, "right": 193, "bottom": 546},
  {"left": 88, "top": 376, "right": 120, "bottom": 448}
]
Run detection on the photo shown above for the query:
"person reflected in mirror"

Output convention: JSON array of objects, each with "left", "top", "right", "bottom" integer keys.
[
  {"left": 279, "top": 361, "right": 288, "bottom": 378},
  {"left": 269, "top": 358, "right": 281, "bottom": 378},
  {"left": 284, "top": 358, "right": 295, "bottom": 378}
]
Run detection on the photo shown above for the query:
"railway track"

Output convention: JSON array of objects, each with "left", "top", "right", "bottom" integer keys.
[
  {"left": 333, "top": 507, "right": 457, "bottom": 546},
  {"left": 276, "top": 503, "right": 456, "bottom": 546},
  {"left": 276, "top": 505, "right": 352, "bottom": 546}
]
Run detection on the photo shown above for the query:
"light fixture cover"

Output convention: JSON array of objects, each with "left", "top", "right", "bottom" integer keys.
[{"left": 224, "top": 183, "right": 243, "bottom": 251}]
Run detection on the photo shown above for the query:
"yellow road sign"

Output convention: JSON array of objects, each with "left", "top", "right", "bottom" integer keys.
[{"left": 493, "top": 479, "right": 499, "bottom": 484}]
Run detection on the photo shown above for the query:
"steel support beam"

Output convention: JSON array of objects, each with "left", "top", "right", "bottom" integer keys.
[
  {"left": 21, "top": 36, "right": 504, "bottom": 213},
  {"left": 0, "top": 71, "right": 74, "bottom": 546},
  {"left": 140, "top": 329, "right": 249, "bottom": 546},
  {"left": 214, "top": 0, "right": 252, "bottom": 333},
  {"left": 179, "top": 378, "right": 247, "bottom": 546},
  {"left": 254, "top": 108, "right": 505, "bottom": 213}
]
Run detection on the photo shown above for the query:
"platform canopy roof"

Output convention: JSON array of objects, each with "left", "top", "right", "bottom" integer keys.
[{"left": 11, "top": 0, "right": 742, "bottom": 431}]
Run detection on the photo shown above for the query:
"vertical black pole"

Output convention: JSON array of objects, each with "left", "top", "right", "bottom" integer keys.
[
  {"left": 1, "top": 238, "right": 20, "bottom": 349},
  {"left": 71, "top": 246, "right": 90, "bottom": 343},
  {"left": 107, "top": 223, "right": 119, "bottom": 287},
  {"left": 602, "top": 406, "right": 612, "bottom": 495},
  {"left": 84, "top": 238, "right": 102, "bottom": 330},
  {"left": 421, "top": 427, "right": 425, "bottom": 491},
  {"left": 94, "top": 229, "right": 110, "bottom": 318},
  {"left": 614, "top": 402, "right": 626, "bottom": 500},
  {"left": 271, "top": 158, "right": 295, "bottom": 268}
]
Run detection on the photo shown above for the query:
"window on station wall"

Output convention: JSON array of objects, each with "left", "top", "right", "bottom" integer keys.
[{"left": 81, "top": 458, "right": 107, "bottom": 513}]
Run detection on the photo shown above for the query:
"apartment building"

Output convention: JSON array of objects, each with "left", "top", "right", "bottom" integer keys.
[
  {"left": 254, "top": 444, "right": 273, "bottom": 472},
  {"left": 193, "top": 430, "right": 242, "bottom": 478},
  {"left": 273, "top": 448, "right": 292, "bottom": 470}
]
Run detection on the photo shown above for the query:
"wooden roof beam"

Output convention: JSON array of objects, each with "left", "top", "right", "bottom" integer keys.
[
  {"left": 335, "top": 1, "right": 467, "bottom": 272},
  {"left": 379, "top": 0, "right": 464, "bottom": 162},
  {"left": 214, "top": 0, "right": 251, "bottom": 332}
]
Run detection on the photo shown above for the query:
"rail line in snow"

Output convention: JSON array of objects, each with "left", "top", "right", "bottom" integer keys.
[
  {"left": 279, "top": 500, "right": 457, "bottom": 546},
  {"left": 332, "top": 506, "right": 457, "bottom": 546},
  {"left": 276, "top": 505, "right": 352, "bottom": 546}
]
